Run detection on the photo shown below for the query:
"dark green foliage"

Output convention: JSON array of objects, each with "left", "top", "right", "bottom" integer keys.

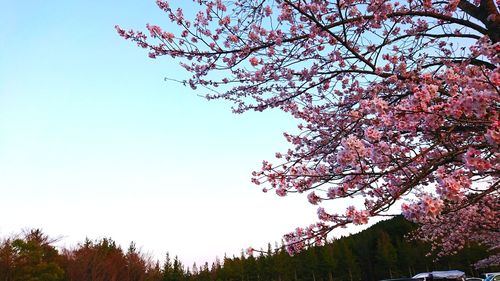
[
  {"left": 375, "top": 231, "right": 397, "bottom": 278},
  {"left": 186, "top": 216, "right": 497, "bottom": 281},
  {"left": 0, "top": 229, "right": 64, "bottom": 281},
  {"left": 162, "top": 253, "right": 187, "bottom": 281}
]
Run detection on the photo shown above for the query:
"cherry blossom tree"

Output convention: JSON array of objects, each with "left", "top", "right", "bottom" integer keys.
[{"left": 117, "top": 0, "right": 500, "bottom": 266}]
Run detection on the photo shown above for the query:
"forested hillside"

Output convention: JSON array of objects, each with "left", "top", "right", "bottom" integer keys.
[
  {"left": 0, "top": 217, "right": 497, "bottom": 281},
  {"left": 215, "top": 216, "right": 495, "bottom": 281}
]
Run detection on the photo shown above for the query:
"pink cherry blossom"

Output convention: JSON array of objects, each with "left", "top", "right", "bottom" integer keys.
[
  {"left": 119, "top": 0, "right": 500, "bottom": 266},
  {"left": 249, "top": 57, "right": 259, "bottom": 66},
  {"left": 246, "top": 247, "right": 255, "bottom": 255}
]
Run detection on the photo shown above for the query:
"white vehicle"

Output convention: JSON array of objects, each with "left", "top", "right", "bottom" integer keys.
[{"left": 413, "top": 270, "right": 466, "bottom": 281}]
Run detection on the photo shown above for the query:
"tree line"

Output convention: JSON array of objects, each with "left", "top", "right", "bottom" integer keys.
[
  {"left": 214, "top": 217, "right": 497, "bottom": 281},
  {"left": 1, "top": 217, "right": 497, "bottom": 281}
]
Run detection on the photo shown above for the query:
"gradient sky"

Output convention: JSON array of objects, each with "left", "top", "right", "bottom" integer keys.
[{"left": 0, "top": 0, "right": 365, "bottom": 267}]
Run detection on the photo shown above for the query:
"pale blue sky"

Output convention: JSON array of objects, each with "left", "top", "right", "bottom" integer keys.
[{"left": 0, "top": 0, "right": 328, "bottom": 266}]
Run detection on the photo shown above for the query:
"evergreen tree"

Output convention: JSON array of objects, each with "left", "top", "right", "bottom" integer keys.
[
  {"left": 375, "top": 231, "right": 398, "bottom": 279},
  {"left": 10, "top": 229, "right": 64, "bottom": 281},
  {"left": 163, "top": 252, "right": 173, "bottom": 281},
  {"left": 171, "top": 256, "right": 185, "bottom": 281},
  {"left": 335, "top": 240, "right": 361, "bottom": 281}
]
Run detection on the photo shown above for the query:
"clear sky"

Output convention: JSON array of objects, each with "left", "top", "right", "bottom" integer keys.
[{"left": 0, "top": 0, "right": 331, "bottom": 266}]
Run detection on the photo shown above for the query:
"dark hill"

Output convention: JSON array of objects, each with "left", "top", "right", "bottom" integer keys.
[{"left": 212, "top": 216, "right": 496, "bottom": 281}]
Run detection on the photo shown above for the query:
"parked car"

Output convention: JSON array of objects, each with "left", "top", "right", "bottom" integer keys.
[
  {"left": 380, "top": 278, "right": 423, "bottom": 281},
  {"left": 413, "top": 270, "right": 466, "bottom": 281}
]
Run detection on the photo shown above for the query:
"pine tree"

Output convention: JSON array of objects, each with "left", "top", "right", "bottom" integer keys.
[{"left": 375, "top": 231, "right": 398, "bottom": 279}]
